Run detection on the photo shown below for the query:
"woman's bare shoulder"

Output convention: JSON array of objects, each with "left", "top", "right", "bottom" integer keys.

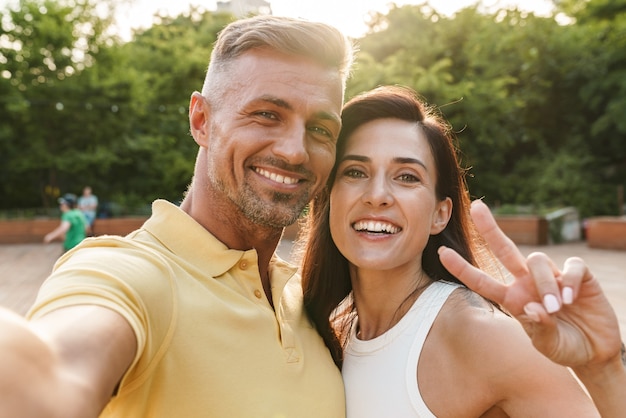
[
  {"left": 435, "top": 286, "right": 546, "bottom": 368},
  {"left": 425, "top": 285, "right": 597, "bottom": 416}
]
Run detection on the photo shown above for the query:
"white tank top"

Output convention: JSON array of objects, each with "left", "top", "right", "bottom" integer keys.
[{"left": 342, "top": 281, "right": 461, "bottom": 418}]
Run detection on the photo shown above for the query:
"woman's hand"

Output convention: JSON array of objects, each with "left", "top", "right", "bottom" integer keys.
[{"left": 438, "top": 199, "right": 622, "bottom": 368}]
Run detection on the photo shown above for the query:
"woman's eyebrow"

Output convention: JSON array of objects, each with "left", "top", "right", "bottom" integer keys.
[
  {"left": 340, "top": 154, "right": 427, "bottom": 170},
  {"left": 340, "top": 154, "right": 369, "bottom": 163},
  {"left": 394, "top": 157, "right": 427, "bottom": 170}
]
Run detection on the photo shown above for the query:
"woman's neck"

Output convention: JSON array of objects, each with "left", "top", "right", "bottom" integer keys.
[{"left": 350, "top": 267, "right": 432, "bottom": 340}]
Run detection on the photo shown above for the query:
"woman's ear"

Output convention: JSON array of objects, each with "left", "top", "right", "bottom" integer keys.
[
  {"left": 431, "top": 197, "right": 452, "bottom": 235},
  {"left": 189, "top": 92, "right": 210, "bottom": 147}
]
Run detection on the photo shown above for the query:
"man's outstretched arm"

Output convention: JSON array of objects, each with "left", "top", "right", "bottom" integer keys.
[{"left": 0, "top": 305, "right": 136, "bottom": 418}]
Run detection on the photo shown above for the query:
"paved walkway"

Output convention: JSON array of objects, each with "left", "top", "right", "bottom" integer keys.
[
  {"left": 0, "top": 243, "right": 64, "bottom": 316},
  {"left": 2, "top": 241, "right": 625, "bottom": 341}
]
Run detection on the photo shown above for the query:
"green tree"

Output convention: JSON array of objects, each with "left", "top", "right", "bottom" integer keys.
[
  {"left": 0, "top": 2, "right": 233, "bottom": 212},
  {"left": 2, "top": 1, "right": 625, "bottom": 218},
  {"left": 100, "top": 9, "right": 234, "bottom": 207},
  {"left": 569, "top": 0, "right": 626, "bottom": 214},
  {"left": 0, "top": 0, "right": 121, "bottom": 209},
  {"left": 349, "top": 2, "right": 625, "bottom": 217}
]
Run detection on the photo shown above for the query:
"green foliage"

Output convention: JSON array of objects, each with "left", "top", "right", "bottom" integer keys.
[
  {"left": 347, "top": 1, "right": 625, "bottom": 217},
  {"left": 0, "top": 1, "right": 232, "bottom": 212},
  {"left": 0, "top": 0, "right": 122, "bottom": 208},
  {"left": 0, "top": 0, "right": 625, "bottom": 218}
]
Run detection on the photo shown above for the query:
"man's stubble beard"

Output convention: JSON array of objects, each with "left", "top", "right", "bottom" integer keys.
[{"left": 208, "top": 167, "right": 310, "bottom": 229}]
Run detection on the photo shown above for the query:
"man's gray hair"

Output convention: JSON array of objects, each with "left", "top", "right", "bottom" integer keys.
[{"left": 201, "top": 15, "right": 355, "bottom": 98}]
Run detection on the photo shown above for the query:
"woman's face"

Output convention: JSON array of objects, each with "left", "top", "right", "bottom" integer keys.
[{"left": 330, "top": 118, "right": 452, "bottom": 273}]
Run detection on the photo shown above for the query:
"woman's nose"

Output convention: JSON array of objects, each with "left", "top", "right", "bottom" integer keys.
[{"left": 362, "top": 175, "right": 393, "bottom": 207}]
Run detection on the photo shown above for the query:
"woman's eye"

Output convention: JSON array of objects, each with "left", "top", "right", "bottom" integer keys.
[
  {"left": 344, "top": 169, "right": 365, "bottom": 178},
  {"left": 398, "top": 173, "right": 419, "bottom": 183}
]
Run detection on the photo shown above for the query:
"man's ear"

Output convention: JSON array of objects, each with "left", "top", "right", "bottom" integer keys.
[
  {"left": 189, "top": 92, "right": 210, "bottom": 147},
  {"left": 431, "top": 197, "right": 452, "bottom": 235}
]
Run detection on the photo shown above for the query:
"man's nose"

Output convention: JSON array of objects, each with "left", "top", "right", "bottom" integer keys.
[{"left": 271, "top": 124, "right": 309, "bottom": 165}]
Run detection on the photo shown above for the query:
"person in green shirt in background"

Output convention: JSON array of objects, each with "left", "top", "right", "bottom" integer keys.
[{"left": 44, "top": 193, "right": 87, "bottom": 251}]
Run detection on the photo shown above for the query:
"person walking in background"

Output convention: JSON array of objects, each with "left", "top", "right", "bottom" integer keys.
[
  {"left": 43, "top": 193, "right": 87, "bottom": 252},
  {"left": 77, "top": 186, "right": 98, "bottom": 235}
]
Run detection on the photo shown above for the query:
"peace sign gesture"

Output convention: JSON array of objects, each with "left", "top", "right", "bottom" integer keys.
[
  {"left": 439, "top": 199, "right": 621, "bottom": 367},
  {"left": 439, "top": 200, "right": 626, "bottom": 415}
]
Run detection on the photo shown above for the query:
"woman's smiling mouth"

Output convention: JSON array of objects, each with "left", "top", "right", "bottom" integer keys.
[{"left": 352, "top": 220, "right": 401, "bottom": 234}]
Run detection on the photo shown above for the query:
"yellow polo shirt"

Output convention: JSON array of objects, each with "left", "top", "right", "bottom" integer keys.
[{"left": 29, "top": 200, "right": 345, "bottom": 417}]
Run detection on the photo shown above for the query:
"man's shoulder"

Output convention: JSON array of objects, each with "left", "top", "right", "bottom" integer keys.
[{"left": 55, "top": 235, "right": 175, "bottom": 292}]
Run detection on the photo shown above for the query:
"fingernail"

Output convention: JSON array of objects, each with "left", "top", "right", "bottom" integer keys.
[
  {"left": 543, "top": 294, "right": 560, "bottom": 313},
  {"left": 562, "top": 287, "right": 573, "bottom": 304}
]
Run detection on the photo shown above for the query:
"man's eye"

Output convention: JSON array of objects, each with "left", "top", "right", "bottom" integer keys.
[
  {"left": 309, "top": 126, "right": 335, "bottom": 141},
  {"left": 256, "top": 111, "right": 278, "bottom": 120},
  {"left": 310, "top": 126, "right": 330, "bottom": 136}
]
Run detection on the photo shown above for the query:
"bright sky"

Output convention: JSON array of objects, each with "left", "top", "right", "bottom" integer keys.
[{"left": 116, "top": 0, "right": 555, "bottom": 39}]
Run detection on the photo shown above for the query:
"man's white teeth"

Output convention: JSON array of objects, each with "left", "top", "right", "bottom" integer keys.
[
  {"left": 353, "top": 221, "right": 400, "bottom": 234},
  {"left": 255, "top": 168, "right": 299, "bottom": 185}
]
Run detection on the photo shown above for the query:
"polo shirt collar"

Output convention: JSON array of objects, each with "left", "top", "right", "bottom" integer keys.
[{"left": 142, "top": 200, "right": 297, "bottom": 279}]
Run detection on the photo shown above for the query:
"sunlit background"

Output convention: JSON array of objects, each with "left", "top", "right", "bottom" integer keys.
[
  {"left": 0, "top": 0, "right": 557, "bottom": 40},
  {"left": 116, "top": 0, "right": 555, "bottom": 39}
]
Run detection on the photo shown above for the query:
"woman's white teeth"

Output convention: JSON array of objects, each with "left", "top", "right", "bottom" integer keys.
[
  {"left": 353, "top": 221, "right": 400, "bottom": 234},
  {"left": 255, "top": 168, "right": 299, "bottom": 185}
]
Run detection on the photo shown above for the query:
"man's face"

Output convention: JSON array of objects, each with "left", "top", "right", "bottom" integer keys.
[{"left": 200, "top": 49, "right": 343, "bottom": 228}]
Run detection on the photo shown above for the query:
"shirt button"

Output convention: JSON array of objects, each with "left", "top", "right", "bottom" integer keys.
[
  {"left": 239, "top": 260, "right": 248, "bottom": 270},
  {"left": 254, "top": 289, "right": 263, "bottom": 299}
]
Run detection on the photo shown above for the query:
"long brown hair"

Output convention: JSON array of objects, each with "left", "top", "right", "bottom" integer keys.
[{"left": 301, "top": 85, "right": 492, "bottom": 368}]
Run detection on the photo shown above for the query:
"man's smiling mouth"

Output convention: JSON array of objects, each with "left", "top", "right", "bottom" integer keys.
[{"left": 254, "top": 167, "right": 300, "bottom": 185}]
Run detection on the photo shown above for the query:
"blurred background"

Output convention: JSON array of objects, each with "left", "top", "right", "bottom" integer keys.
[{"left": 0, "top": 0, "right": 624, "bottom": 222}]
